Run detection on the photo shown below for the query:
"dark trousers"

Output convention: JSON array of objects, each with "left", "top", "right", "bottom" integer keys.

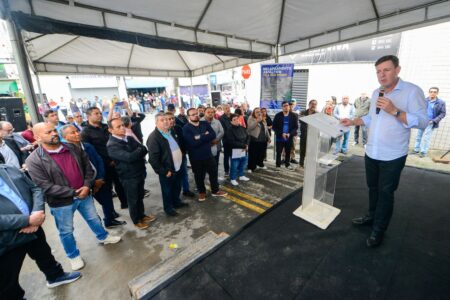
[
  {"left": 0, "top": 227, "right": 64, "bottom": 299},
  {"left": 299, "top": 136, "right": 307, "bottom": 167},
  {"left": 223, "top": 144, "right": 231, "bottom": 173},
  {"left": 106, "top": 166, "right": 127, "bottom": 208},
  {"left": 248, "top": 141, "right": 267, "bottom": 171},
  {"left": 276, "top": 139, "right": 293, "bottom": 167},
  {"left": 354, "top": 125, "right": 367, "bottom": 144},
  {"left": 214, "top": 151, "right": 221, "bottom": 168},
  {"left": 159, "top": 169, "right": 183, "bottom": 214},
  {"left": 120, "top": 176, "right": 145, "bottom": 224},
  {"left": 365, "top": 155, "right": 407, "bottom": 233},
  {"left": 191, "top": 157, "right": 219, "bottom": 193},
  {"left": 93, "top": 182, "right": 116, "bottom": 224}
]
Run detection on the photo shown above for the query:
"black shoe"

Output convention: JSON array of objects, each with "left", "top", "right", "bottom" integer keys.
[
  {"left": 144, "top": 189, "right": 150, "bottom": 196},
  {"left": 174, "top": 202, "right": 189, "bottom": 209},
  {"left": 112, "top": 211, "right": 120, "bottom": 218},
  {"left": 352, "top": 215, "right": 373, "bottom": 226},
  {"left": 182, "top": 191, "right": 196, "bottom": 197},
  {"left": 366, "top": 231, "right": 384, "bottom": 248},
  {"left": 112, "top": 191, "right": 118, "bottom": 198},
  {"left": 290, "top": 159, "right": 299, "bottom": 164},
  {"left": 166, "top": 210, "right": 179, "bottom": 217},
  {"left": 105, "top": 219, "right": 127, "bottom": 228}
]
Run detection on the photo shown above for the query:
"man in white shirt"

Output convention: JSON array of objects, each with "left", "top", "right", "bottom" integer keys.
[
  {"left": 342, "top": 55, "right": 427, "bottom": 247},
  {"left": 333, "top": 96, "right": 354, "bottom": 154}
]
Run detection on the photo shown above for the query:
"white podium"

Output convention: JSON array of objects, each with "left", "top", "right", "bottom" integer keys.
[{"left": 293, "top": 113, "right": 347, "bottom": 229}]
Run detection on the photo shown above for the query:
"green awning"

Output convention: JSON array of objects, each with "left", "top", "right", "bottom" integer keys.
[{"left": 0, "top": 80, "right": 19, "bottom": 95}]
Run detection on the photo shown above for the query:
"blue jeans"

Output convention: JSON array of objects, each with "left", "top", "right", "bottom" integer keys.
[
  {"left": 414, "top": 123, "right": 434, "bottom": 154},
  {"left": 230, "top": 156, "right": 248, "bottom": 180},
  {"left": 335, "top": 131, "right": 350, "bottom": 154},
  {"left": 50, "top": 195, "right": 108, "bottom": 259},
  {"left": 180, "top": 156, "right": 190, "bottom": 192}
]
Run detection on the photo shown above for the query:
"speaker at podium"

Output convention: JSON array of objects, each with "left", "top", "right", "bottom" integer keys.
[
  {"left": 211, "top": 91, "right": 221, "bottom": 107},
  {"left": 0, "top": 97, "right": 27, "bottom": 132}
]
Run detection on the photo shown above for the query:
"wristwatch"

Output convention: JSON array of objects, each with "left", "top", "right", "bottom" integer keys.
[{"left": 392, "top": 109, "right": 401, "bottom": 117}]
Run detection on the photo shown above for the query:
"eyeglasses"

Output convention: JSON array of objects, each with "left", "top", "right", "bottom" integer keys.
[{"left": 189, "top": 113, "right": 199, "bottom": 117}]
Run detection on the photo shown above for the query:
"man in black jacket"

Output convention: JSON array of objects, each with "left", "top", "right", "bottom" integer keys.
[
  {"left": 219, "top": 104, "right": 233, "bottom": 176},
  {"left": 107, "top": 118, "right": 155, "bottom": 229},
  {"left": 0, "top": 165, "right": 81, "bottom": 298},
  {"left": 183, "top": 108, "right": 227, "bottom": 202},
  {"left": 0, "top": 133, "right": 26, "bottom": 169},
  {"left": 81, "top": 107, "right": 128, "bottom": 209},
  {"left": 147, "top": 113, "right": 188, "bottom": 216},
  {"left": 272, "top": 101, "right": 299, "bottom": 170}
]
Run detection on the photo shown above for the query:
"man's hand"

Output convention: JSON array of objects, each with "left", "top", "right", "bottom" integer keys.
[
  {"left": 20, "top": 225, "right": 39, "bottom": 234},
  {"left": 376, "top": 96, "right": 397, "bottom": 114},
  {"left": 341, "top": 118, "right": 353, "bottom": 126},
  {"left": 75, "top": 186, "right": 90, "bottom": 199},
  {"left": 93, "top": 179, "right": 105, "bottom": 194},
  {"left": 166, "top": 171, "right": 172, "bottom": 178},
  {"left": 29, "top": 211, "right": 45, "bottom": 226}
]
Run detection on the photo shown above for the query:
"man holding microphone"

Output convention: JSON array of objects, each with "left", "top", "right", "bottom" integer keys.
[{"left": 341, "top": 55, "right": 427, "bottom": 247}]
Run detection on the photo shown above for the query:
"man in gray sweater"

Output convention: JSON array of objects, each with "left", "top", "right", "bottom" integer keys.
[{"left": 353, "top": 93, "right": 370, "bottom": 145}]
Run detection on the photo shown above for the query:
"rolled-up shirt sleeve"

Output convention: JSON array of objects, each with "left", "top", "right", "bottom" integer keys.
[{"left": 403, "top": 87, "right": 428, "bottom": 129}]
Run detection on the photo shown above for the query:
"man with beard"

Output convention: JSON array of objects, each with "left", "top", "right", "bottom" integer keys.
[{"left": 182, "top": 108, "right": 227, "bottom": 202}]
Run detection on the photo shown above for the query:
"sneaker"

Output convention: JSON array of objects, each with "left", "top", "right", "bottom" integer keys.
[
  {"left": 352, "top": 141, "right": 359, "bottom": 146},
  {"left": 410, "top": 150, "right": 419, "bottom": 155},
  {"left": 69, "top": 256, "right": 85, "bottom": 271},
  {"left": 247, "top": 169, "right": 253, "bottom": 173},
  {"left": 239, "top": 176, "right": 250, "bottom": 181},
  {"left": 105, "top": 219, "right": 126, "bottom": 228},
  {"left": 198, "top": 192, "right": 206, "bottom": 202},
  {"left": 290, "top": 159, "right": 299, "bottom": 164},
  {"left": 212, "top": 190, "right": 228, "bottom": 197},
  {"left": 419, "top": 152, "right": 426, "bottom": 158},
  {"left": 100, "top": 235, "right": 121, "bottom": 245},
  {"left": 286, "top": 165, "right": 294, "bottom": 170},
  {"left": 141, "top": 215, "right": 157, "bottom": 223},
  {"left": 224, "top": 172, "right": 229, "bottom": 178},
  {"left": 230, "top": 180, "right": 239, "bottom": 186},
  {"left": 47, "top": 272, "right": 81, "bottom": 288},
  {"left": 135, "top": 222, "right": 149, "bottom": 230}
]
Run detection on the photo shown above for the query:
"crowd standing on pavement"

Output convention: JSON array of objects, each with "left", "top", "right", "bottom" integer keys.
[{"left": 0, "top": 70, "right": 445, "bottom": 297}]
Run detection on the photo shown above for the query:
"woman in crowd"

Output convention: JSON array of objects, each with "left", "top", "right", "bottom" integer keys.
[
  {"left": 234, "top": 108, "right": 247, "bottom": 128},
  {"left": 247, "top": 108, "right": 270, "bottom": 172},
  {"left": 261, "top": 107, "right": 273, "bottom": 160}
]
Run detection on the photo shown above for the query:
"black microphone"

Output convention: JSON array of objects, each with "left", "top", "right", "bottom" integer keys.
[{"left": 376, "top": 86, "right": 385, "bottom": 114}]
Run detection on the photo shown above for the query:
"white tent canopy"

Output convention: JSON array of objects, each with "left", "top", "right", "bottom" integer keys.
[{"left": 2, "top": 0, "right": 450, "bottom": 76}]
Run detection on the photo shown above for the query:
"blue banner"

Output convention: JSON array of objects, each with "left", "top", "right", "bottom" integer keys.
[{"left": 260, "top": 63, "right": 294, "bottom": 111}]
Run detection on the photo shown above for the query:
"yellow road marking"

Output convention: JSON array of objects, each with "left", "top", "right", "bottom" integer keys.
[
  {"left": 225, "top": 194, "right": 266, "bottom": 214},
  {"left": 221, "top": 186, "right": 273, "bottom": 208}
]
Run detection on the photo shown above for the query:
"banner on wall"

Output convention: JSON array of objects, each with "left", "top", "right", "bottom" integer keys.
[{"left": 260, "top": 63, "right": 294, "bottom": 112}]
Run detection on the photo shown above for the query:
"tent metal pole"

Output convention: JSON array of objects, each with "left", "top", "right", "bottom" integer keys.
[
  {"left": 6, "top": 19, "right": 40, "bottom": 124},
  {"left": 190, "top": 77, "right": 193, "bottom": 108}
]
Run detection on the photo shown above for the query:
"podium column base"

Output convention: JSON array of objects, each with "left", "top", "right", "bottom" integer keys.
[{"left": 293, "top": 200, "right": 341, "bottom": 230}]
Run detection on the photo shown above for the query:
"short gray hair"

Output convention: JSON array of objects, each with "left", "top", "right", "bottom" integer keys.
[{"left": 60, "top": 124, "right": 76, "bottom": 138}]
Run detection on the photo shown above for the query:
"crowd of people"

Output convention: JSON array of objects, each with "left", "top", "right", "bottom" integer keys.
[{"left": 0, "top": 54, "right": 446, "bottom": 298}]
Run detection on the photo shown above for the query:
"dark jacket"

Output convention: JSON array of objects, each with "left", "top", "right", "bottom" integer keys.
[
  {"left": 0, "top": 165, "right": 44, "bottom": 255},
  {"left": 3, "top": 138, "right": 26, "bottom": 166},
  {"left": 176, "top": 114, "right": 188, "bottom": 127},
  {"left": 429, "top": 98, "right": 446, "bottom": 129},
  {"left": 107, "top": 136, "right": 148, "bottom": 179},
  {"left": 299, "top": 109, "right": 317, "bottom": 138},
  {"left": 81, "top": 123, "right": 112, "bottom": 166},
  {"left": 272, "top": 111, "right": 299, "bottom": 139},
  {"left": 225, "top": 125, "right": 249, "bottom": 149},
  {"left": 219, "top": 114, "right": 232, "bottom": 132},
  {"left": 82, "top": 142, "right": 105, "bottom": 180},
  {"left": 131, "top": 113, "right": 146, "bottom": 143},
  {"left": 147, "top": 129, "right": 183, "bottom": 176},
  {"left": 25, "top": 144, "right": 95, "bottom": 208},
  {"left": 182, "top": 121, "right": 216, "bottom": 161}
]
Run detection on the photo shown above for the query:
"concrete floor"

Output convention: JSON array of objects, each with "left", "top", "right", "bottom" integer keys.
[{"left": 19, "top": 113, "right": 448, "bottom": 299}]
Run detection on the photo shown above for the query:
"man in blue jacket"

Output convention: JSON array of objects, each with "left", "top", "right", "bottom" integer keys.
[
  {"left": 0, "top": 165, "right": 81, "bottom": 299},
  {"left": 413, "top": 87, "right": 446, "bottom": 157},
  {"left": 182, "top": 108, "right": 227, "bottom": 202},
  {"left": 61, "top": 124, "right": 126, "bottom": 228},
  {"left": 272, "top": 101, "right": 299, "bottom": 170}
]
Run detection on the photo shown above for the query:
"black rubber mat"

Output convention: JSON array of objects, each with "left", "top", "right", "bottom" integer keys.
[{"left": 152, "top": 156, "right": 450, "bottom": 300}]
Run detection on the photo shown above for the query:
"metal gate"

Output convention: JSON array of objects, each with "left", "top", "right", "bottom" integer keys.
[{"left": 292, "top": 69, "right": 309, "bottom": 110}]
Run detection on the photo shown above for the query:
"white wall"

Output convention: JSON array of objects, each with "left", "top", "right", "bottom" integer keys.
[
  {"left": 398, "top": 22, "right": 450, "bottom": 151},
  {"left": 305, "top": 63, "right": 378, "bottom": 110}
]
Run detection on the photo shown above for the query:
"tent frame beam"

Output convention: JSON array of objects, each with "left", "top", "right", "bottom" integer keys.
[
  {"left": 35, "top": 35, "right": 79, "bottom": 61},
  {"left": 370, "top": 0, "right": 380, "bottom": 19},
  {"left": 32, "top": 0, "right": 275, "bottom": 47}
]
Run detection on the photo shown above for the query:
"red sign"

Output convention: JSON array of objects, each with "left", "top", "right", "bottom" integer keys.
[{"left": 241, "top": 65, "right": 251, "bottom": 79}]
